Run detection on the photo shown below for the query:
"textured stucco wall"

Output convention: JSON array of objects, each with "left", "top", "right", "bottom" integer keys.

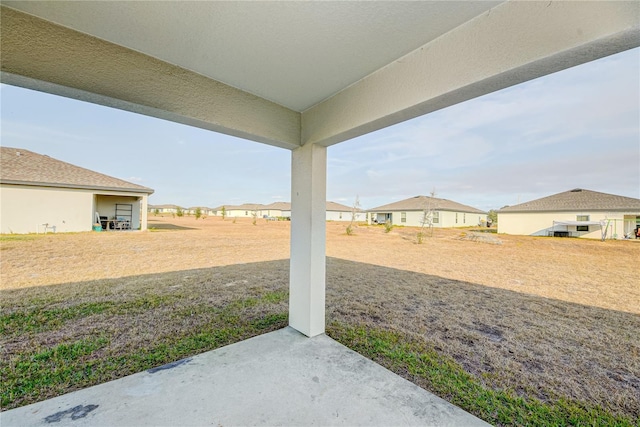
[
  {"left": 0, "top": 184, "right": 93, "bottom": 233},
  {"left": 0, "top": 184, "right": 149, "bottom": 234},
  {"left": 372, "top": 210, "right": 486, "bottom": 228},
  {"left": 497, "top": 211, "right": 636, "bottom": 239},
  {"left": 326, "top": 211, "right": 365, "bottom": 222}
]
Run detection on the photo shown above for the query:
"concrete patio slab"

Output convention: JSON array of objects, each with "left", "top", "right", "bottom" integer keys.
[{"left": 2, "top": 327, "right": 489, "bottom": 426}]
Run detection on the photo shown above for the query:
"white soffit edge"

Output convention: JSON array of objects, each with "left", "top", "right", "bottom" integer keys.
[{"left": 1, "top": 1, "right": 502, "bottom": 112}]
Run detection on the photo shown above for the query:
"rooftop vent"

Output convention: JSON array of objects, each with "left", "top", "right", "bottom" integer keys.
[{"left": 570, "top": 188, "right": 583, "bottom": 192}]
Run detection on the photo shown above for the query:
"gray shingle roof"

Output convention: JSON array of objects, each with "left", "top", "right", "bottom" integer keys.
[
  {"left": 326, "top": 201, "right": 362, "bottom": 212},
  {"left": 224, "top": 203, "right": 266, "bottom": 211},
  {"left": 263, "top": 202, "right": 291, "bottom": 210},
  {"left": 369, "top": 195, "right": 486, "bottom": 214},
  {"left": 1, "top": 147, "right": 153, "bottom": 194},
  {"left": 498, "top": 189, "right": 640, "bottom": 212}
]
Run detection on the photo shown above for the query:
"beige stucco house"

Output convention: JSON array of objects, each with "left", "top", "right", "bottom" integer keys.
[
  {"left": 325, "top": 201, "right": 366, "bottom": 222},
  {"left": 220, "top": 203, "right": 266, "bottom": 219},
  {"left": 262, "top": 202, "right": 292, "bottom": 219},
  {"left": 368, "top": 195, "right": 487, "bottom": 228},
  {"left": 0, "top": 147, "right": 154, "bottom": 234},
  {"left": 497, "top": 189, "right": 640, "bottom": 239},
  {"left": 149, "top": 204, "right": 182, "bottom": 214}
]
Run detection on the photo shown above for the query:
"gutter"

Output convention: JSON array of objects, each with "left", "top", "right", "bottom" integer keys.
[{"left": 0, "top": 180, "right": 154, "bottom": 195}]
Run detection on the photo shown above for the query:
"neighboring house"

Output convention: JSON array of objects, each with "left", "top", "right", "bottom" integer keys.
[
  {"left": 368, "top": 195, "right": 487, "bottom": 228},
  {"left": 224, "top": 203, "right": 266, "bottom": 218},
  {"left": 262, "top": 202, "right": 292, "bottom": 218},
  {"left": 150, "top": 204, "right": 183, "bottom": 214},
  {"left": 208, "top": 201, "right": 361, "bottom": 221},
  {"left": 278, "top": 201, "right": 363, "bottom": 221},
  {"left": 0, "top": 147, "right": 154, "bottom": 233},
  {"left": 498, "top": 188, "right": 640, "bottom": 239},
  {"left": 185, "top": 206, "right": 210, "bottom": 216},
  {"left": 326, "top": 201, "right": 365, "bottom": 222},
  {"left": 209, "top": 205, "right": 224, "bottom": 217}
]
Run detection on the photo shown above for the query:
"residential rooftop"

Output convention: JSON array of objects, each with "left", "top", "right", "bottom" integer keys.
[
  {"left": 326, "top": 201, "right": 362, "bottom": 212},
  {"left": 0, "top": 147, "right": 153, "bottom": 194},
  {"left": 369, "top": 195, "right": 486, "bottom": 214},
  {"left": 498, "top": 189, "right": 640, "bottom": 213}
]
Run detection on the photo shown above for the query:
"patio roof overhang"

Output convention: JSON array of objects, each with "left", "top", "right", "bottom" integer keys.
[
  {"left": 2, "top": 1, "right": 638, "bottom": 149},
  {"left": 1, "top": 1, "right": 638, "bottom": 337}
]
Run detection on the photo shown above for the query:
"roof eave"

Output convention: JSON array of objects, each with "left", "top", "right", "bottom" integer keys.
[
  {"left": 0, "top": 179, "right": 154, "bottom": 195},
  {"left": 498, "top": 208, "right": 640, "bottom": 213}
]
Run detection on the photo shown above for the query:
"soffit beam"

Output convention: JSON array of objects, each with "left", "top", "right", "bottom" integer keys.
[
  {"left": 0, "top": 6, "right": 301, "bottom": 150},
  {"left": 302, "top": 1, "right": 640, "bottom": 147}
]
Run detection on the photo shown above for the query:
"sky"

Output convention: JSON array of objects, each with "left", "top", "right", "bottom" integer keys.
[{"left": 1, "top": 47, "right": 638, "bottom": 211}]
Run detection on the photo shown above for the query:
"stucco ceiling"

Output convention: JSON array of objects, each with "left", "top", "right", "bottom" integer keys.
[
  {"left": 2, "top": 1, "right": 638, "bottom": 149},
  {"left": 2, "top": 1, "right": 502, "bottom": 112}
]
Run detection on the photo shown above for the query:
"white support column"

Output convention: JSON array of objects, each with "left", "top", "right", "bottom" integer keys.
[
  {"left": 289, "top": 143, "right": 326, "bottom": 338},
  {"left": 140, "top": 195, "right": 149, "bottom": 231}
]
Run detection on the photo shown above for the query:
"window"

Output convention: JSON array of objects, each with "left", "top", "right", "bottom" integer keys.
[
  {"left": 576, "top": 215, "right": 589, "bottom": 231},
  {"left": 433, "top": 212, "right": 439, "bottom": 224},
  {"left": 401, "top": 212, "right": 406, "bottom": 223},
  {"left": 455, "top": 213, "right": 458, "bottom": 224},
  {"left": 245, "top": 211, "right": 248, "bottom": 216},
  {"left": 339, "top": 212, "right": 342, "bottom": 219},
  {"left": 463, "top": 213, "right": 466, "bottom": 223}
]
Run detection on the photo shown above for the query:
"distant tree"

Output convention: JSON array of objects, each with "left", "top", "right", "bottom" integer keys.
[
  {"left": 488, "top": 209, "right": 498, "bottom": 225},
  {"left": 195, "top": 207, "right": 202, "bottom": 220},
  {"left": 176, "top": 207, "right": 184, "bottom": 217},
  {"left": 252, "top": 210, "right": 258, "bottom": 225},
  {"left": 153, "top": 208, "right": 159, "bottom": 216},
  {"left": 221, "top": 206, "right": 227, "bottom": 221},
  {"left": 418, "top": 188, "right": 436, "bottom": 243},
  {"left": 346, "top": 195, "right": 361, "bottom": 236}
]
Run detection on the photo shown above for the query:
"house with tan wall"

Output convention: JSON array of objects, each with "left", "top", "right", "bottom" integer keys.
[
  {"left": 326, "top": 201, "right": 365, "bottom": 222},
  {"left": 262, "top": 202, "right": 291, "bottom": 218},
  {"left": 368, "top": 195, "right": 486, "bottom": 228},
  {"left": 498, "top": 188, "right": 640, "bottom": 239},
  {"left": 149, "top": 204, "right": 183, "bottom": 214},
  {"left": 210, "top": 201, "right": 362, "bottom": 221},
  {"left": 221, "top": 203, "right": 266, "bottom": 218},
  {"left": 0, "top": 147, "right": 154, "bottom": 234}
]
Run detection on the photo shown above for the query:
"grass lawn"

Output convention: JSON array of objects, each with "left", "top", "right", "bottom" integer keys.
[{"left": 1, "top": 216, "right": 639, "bottom": 425}]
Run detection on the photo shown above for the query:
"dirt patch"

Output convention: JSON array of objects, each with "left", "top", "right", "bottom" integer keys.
[
  {"left": 324, "top": 258, "right": 640, "bottom": 418},
  {"left": 2, "top": 216, "right": 638, "bottom": 315},
  {"left": 2, "top": 216, "right": 639, "bottom": 418}
]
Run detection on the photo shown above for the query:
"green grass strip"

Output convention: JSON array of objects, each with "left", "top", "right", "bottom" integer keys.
[
  {"left": 1, "top": 295, "right": 180, "bottom": 336},
  {"left": 1, "top": 296, "right": 288, "bottom": 410},
  {"left": 0, "top": 303, "right": 113, "bottom": 335},
  {"left": 1, "top": 336, "right": 109, "bottom": 408},
  {"left": 327, "top": 322, "right": 637, "bottom": 427}
]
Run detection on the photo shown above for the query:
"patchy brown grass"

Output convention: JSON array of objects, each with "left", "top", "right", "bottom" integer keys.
[{"left": 1, "top": 215, "right": 639, "bottom": 421}]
